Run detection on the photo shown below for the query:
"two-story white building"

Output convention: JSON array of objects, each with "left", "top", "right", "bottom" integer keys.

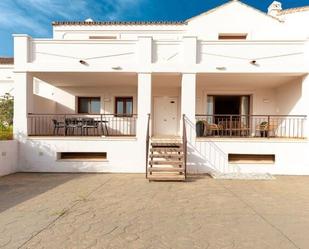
[{"left": 6, "top": 0, "right": 309, "bottom": 180}]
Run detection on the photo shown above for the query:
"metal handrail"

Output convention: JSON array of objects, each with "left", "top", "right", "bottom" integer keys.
[
  {"left": 182, "top": 114, "right": 187, "bottom": 179},
  {"left": 145, "top": 113, "right": 151, "bottom": 179},
  {"left": 27, "top": 113, "right": 137, "bottom": 137},
  {"left": 195, "top": 114, "right": 307, "bottom": 138},
  {"left": 196, "top": 114, "right": 307, "bottom": 118}
]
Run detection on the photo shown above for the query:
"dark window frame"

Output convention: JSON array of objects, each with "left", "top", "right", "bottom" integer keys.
[
  {"left": 115, "top": 97, "right": 133, "bottom": 117},
  {"left": 77, "top": 97, "right": 101, "bottom": 114}
]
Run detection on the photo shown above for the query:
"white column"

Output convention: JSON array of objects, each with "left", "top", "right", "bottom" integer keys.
[
  {"left": 137, "top": 73, "right": 152, "bottom": 139},
  {"left": 13, "top": 34, "right": 31, "bottom": 68},
  {"left": 183, "top": 36, "right": 197, "bottom": 65},
  {"left": 181, "top": 73, "right": 196, "bottom": 137},
  {"left": 302, "top": 75, "right": 309, "bottom": 138},
  {"left": 137, "top": 36, "right": 152, "bottom": 71},
  {"left": 302, "top": 39, "right": 309, "bottom": 138},
  {"left": 13, "top": 73, "right": 33, "bottom": 139}
]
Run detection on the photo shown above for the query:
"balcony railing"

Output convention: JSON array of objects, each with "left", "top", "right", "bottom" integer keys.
[
  {"left": 28, "top": 114, "right": 137, "bottom": 137},
  {"left": 196, "top": 115, "right": 307, "bottom": 139}
]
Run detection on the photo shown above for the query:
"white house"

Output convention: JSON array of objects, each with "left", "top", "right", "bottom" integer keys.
[
  {"left": 0, "top": 58, "right": 14, "bottom": 96},
  {"left": 5, "top": 0, "right": 309, "bottom": 180}
]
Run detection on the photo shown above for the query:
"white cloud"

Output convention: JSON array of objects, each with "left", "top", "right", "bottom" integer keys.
[{"left": 0, "top": 0, "right": 146, "bottom": 36}]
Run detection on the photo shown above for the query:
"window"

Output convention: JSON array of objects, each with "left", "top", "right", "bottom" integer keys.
[
  {"left": 115, "top": 97, "right": 133, "bottom": 116},
  {"left": 218, "top": 33, "right": 247, "bottom": 40},
  {"left": 78, "top": 97, "right": 101, "bottom": 114},
  {"left": 207, "top": 95, "right": 250, "bottom": 116}
]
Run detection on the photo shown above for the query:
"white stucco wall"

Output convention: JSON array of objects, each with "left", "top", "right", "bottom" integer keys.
[
  {"left": 0, "top": 66, "right": 14, "bottom": 96},
  {"left": 18, "top": 138, "right": 143, "bottom": 173},
  {"left": 8, "top": 1, "right": 309, "bottom": 176},
  {"left": 0, "top": 140, "right": 18, "bottom": 177}
]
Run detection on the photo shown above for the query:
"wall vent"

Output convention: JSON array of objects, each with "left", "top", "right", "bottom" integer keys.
[
  {"left": 228, "top": 154, "right": 275, "bottom": 164},
  {"left": 58, "top": 152, "right": 107, "bottom": 160}
]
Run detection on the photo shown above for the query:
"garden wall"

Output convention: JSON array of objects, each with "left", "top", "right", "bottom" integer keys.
[{"left": 0, "top": 140, "right": 17, "bottom": 177}]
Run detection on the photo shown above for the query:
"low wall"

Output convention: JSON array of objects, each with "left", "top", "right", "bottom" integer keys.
[
  {"left": 18, "top": 137, "right": 145, "bottom": 173},
  {"left": 0, "top": 140, "right": 18, "bottom": 176},
  {"left": 190, "top": 139, "right": 309, "bottom": 175}
]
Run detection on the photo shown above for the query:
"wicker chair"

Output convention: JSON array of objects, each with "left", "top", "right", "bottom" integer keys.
[{"left": 203, "top": 121, "right": 223, "bottom": 136}]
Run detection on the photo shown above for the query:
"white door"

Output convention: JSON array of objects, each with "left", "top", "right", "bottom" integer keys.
[{"left": 154, "top": 96, "right": 178, "bottom": 136}]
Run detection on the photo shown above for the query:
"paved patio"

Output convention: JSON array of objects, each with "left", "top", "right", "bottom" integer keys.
[{"left": 0, "top": 173, "right": 309, "bottom": 249}]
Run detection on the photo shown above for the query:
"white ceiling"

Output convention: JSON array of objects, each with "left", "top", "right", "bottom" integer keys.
[{"left": 32, "top": 72, "right": 304, "bottom": 89}]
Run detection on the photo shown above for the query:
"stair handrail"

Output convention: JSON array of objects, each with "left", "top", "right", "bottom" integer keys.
[
  {"left": 182, "top": 114, "right": 188, "bottom": 179},
  {"left": 145, "top": 113, "right": 151, "bottom": 179}
]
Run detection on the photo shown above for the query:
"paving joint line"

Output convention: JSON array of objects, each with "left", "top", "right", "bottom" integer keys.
[
  {"left": 17, "top": 176, "right": 113, "bottom": 249},
  {"left": 219, "top": 182, "right": 300, "bottom": 249}
]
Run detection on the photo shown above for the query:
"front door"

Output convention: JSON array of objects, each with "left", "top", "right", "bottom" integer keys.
[{"left": 153, "top": 96, "right": 178, "bottom": 136}]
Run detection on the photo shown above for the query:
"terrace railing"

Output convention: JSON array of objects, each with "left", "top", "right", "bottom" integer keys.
[
  {"left": 196, "top": 114, "right": 307, "bottom": 139},
  {"left": 28, "top": 114, "right": 137, "bottom": 137}
]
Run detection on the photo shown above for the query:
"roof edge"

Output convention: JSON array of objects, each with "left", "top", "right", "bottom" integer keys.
[
  {"left": 52, "top": 21, "right": 187, "bottom": 26},
  {"left": 186, "top": 0, "right": 282, "bottom": 23},
  {"left": 0, "top": 57, "right": 14, "bottom": 65},
  {"left": 278, "top": 6, "right": 309, "bottom": 15}
]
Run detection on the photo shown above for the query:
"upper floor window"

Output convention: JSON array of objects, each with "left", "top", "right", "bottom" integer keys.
[
  {"left": 218, "top": 33, "right": 248, "bottom": 40},
  {"left": 78, "top": 97, "right": 101, "bottom": 114},
  {"left": 115, "top": 97, "right": 133, "bottom": 116}
]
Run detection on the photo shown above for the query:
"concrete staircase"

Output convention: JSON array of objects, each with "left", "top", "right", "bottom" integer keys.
[{"left": 147, "top": 139, "right": 186, "bottom": 181}]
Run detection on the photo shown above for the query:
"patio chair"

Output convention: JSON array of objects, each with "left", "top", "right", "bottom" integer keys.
[
  {"left": 256, "top": 121, "right": 278, "bottom": 137},
  {"left": 52, "top": 119, "right": 65, "bottom": 135},
  {"left": 65, "top": 118, "right": 81, "bottom": 135},
  {"left": 203, "top": 121, "right": 223, "bottom": 136},
  {"left": 82, "top": 118, "right": 99, "bottom": 136}
]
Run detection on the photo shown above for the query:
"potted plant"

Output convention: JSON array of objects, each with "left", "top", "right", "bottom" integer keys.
[{"left": 196, "top": 120, "right": 205, "bottom": 137}]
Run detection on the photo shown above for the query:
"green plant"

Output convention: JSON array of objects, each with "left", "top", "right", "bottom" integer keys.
[
  {"left": 0, "top": 93, "right": 14, "bottom": 127},
  {"left": 0, "top": 126, "right": 13, "bottom": 140},
  {"left": 259, "top": 121, "right": 268, "bottom": 129}
]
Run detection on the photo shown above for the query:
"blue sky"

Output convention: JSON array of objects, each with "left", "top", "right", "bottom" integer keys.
[{"left": 1, "top": 0, "right": 309, "bottom": 56}]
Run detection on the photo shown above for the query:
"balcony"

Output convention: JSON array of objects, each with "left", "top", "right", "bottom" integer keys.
[
  {"left": 27, "top": 114, "right": 137, "bottom": 137},
  {"left": 196, "top": 115, "right": 307, "bottom": 139}
]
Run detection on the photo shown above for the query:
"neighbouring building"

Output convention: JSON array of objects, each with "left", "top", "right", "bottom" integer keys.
[{"left": 2, "top": 0, "right": 309, "bottom": 180}]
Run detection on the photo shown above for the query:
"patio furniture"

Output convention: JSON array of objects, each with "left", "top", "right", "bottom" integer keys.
[
  {"left": 65, "top": 118, "right": 82, "bottom": 135},
  {"left": 256, "top": 121, "right": 278, "bottom": 137},
  {"left": 203, "top": 121, "right": 223, "bottom": 136},
  {"left": 100, "top": 120, "right": 109, "bottom": 136},
  {"left": 82, "top": 118, "right": 99, "bottom": 136},
  {"left": 52, "top": 119, "right": 65, "bottom": 135}
]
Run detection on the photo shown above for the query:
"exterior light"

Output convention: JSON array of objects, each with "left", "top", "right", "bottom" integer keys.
[
  {"left": 250, "top": 60, "right": 258, "bottom": 65},
  {"left": 112, "top": 66, "right": 122, "bottom": 70},
  {"left": 216, "top": 66, "right": 227, "bottom": 71},
  {"left": 79, "top": 60, "right": 88, "bottom": 65}
]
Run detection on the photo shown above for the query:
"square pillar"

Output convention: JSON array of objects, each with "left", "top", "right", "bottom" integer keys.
[
  {"left": 13, "top": 73, "right": 33, "bottom": 139},
  {"left": 302, "top": 75, "right": 309, "bottom": 138},
  {"left": 13, "top": 34, "right": 31, "bottom": 68},
  {"left": 137, "top": 73, "right": 152, "bottom": 140},
  {"left": 181, "top": 73, "right": 196, "bottom": 124},
  {"left": 137, "top": 36, "right": 152, "bottom": 70},
  {"left": 183, "top": 36, "right": 197, "bottom": 65}
]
